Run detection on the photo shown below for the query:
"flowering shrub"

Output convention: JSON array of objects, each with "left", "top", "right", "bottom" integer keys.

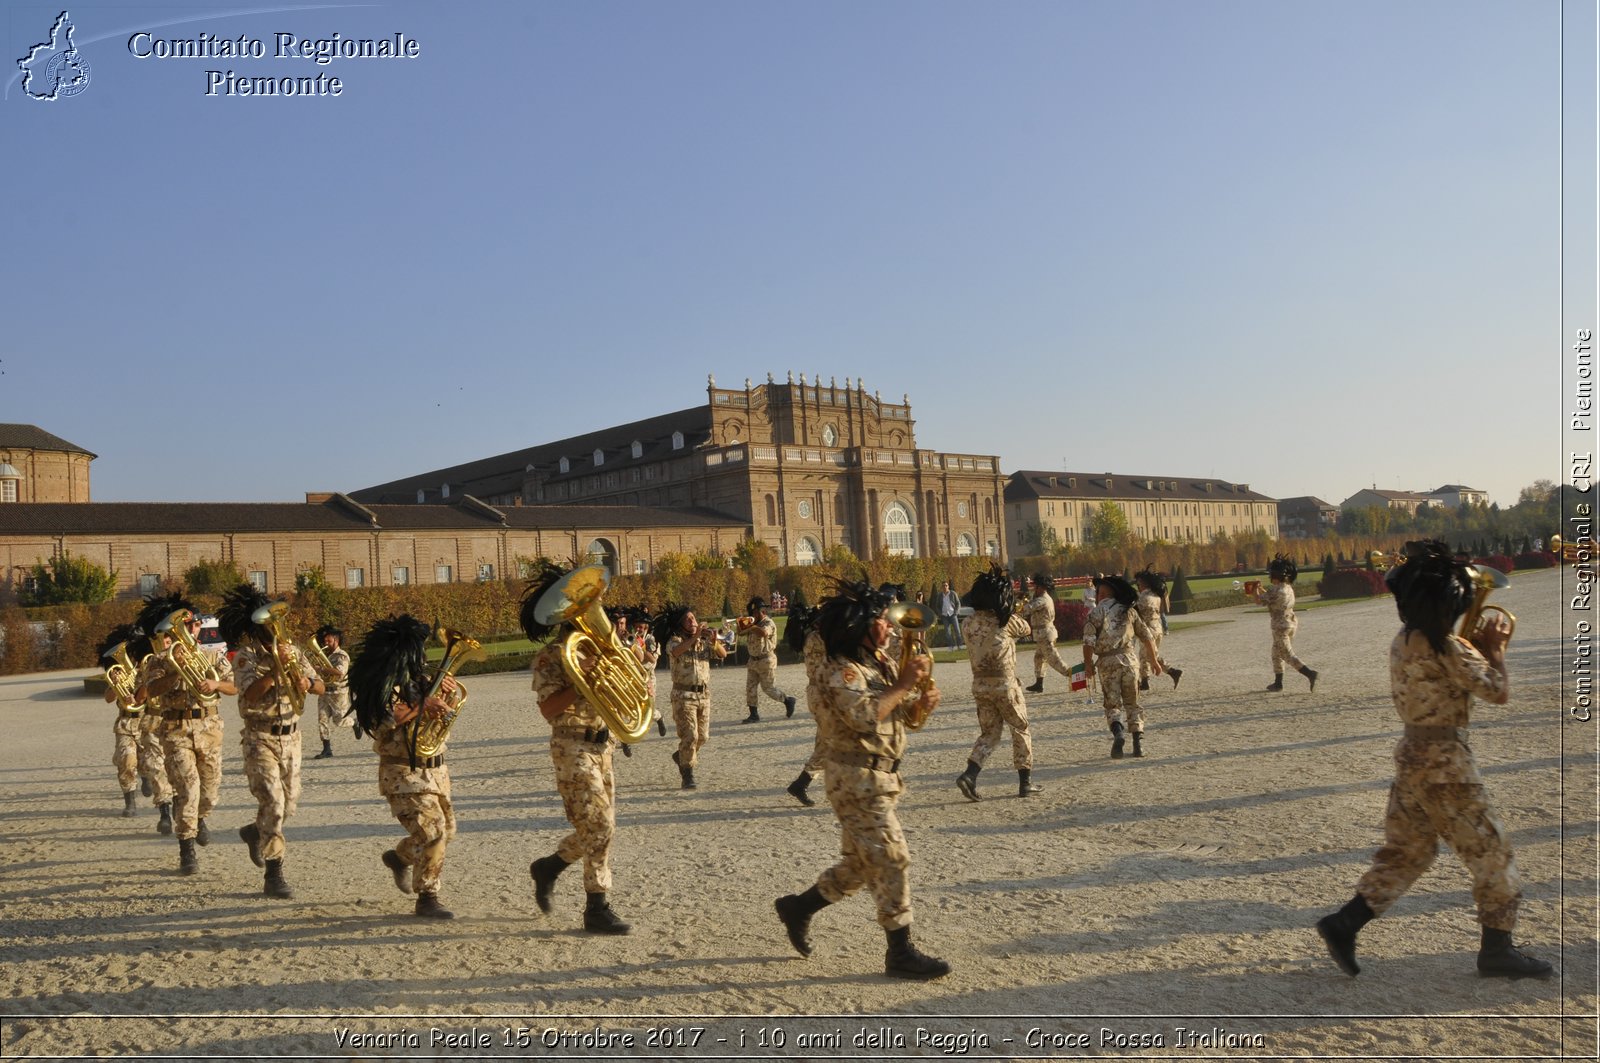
[
  {"left": 1512, "top": 551, "right": 1558, "bottom": 570},
  {"left": 1320, "top": 569, "right": 1388, "bottom": 599},
  {"left": 1053, "top": 599, "right": 1089, "bottom": 642}
]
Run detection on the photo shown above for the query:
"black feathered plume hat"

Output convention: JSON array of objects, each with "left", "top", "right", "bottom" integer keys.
[
  {"left": 97, "top": 622, "right": 151, "bottom": 663},
  {"left": 784, "top": 602, "right": 818, "bottom": 654},
  {"left": 348, "top": 614, "right": 432, "bottom": 738},
  {"left": 518, "top": 559, "right": 572, "bottom": 645},
  {"left": 653, "top": 602, "right": 693, "bottom": 648},
  {"left": 217, "top": 583, "right": 273, "bottom": 648},
  {"left": 966, "top": 562, "right": 1016, "bottom": 624},
  {"left": 136, "top": 592, "right": 195, "bottom": 640},
  {"left": 1386, "top": 539, "right": 1473, "bottom": 653},
  {"left": 815, "top": 577, "right": 894, "bottom": 661},
  {"left": 1267, "top": 554, "right": 1298, "bottom": 583},
  {"left": 1135, "top": 567, "right": 1167, "bottom": 597},
  {"left": 1093, "top": 573, "right": 1139, "bottom": 608}
]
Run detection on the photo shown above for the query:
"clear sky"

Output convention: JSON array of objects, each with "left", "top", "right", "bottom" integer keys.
[{"left": 2, "top": 0, "right": 1575, "bottom": 509}]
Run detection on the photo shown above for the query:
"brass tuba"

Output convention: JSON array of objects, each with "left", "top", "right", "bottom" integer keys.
[
  {"left": 251, "top": 601, "right": 307, "bottom": 717},
  {"left": 406, "top": 626, "right": 484, "bottom": 760},
  {"left": 886, "top": 601, "right": 938, "bottom": 731},
  {"left": 103, "top": 641, "right": 146, "bottom": 714},
  {"left": 158, "top": 608, "right": 221, "bottom": 709},
  {"left": 1460, "top": 564, "right": 1516, "bottom": 642},
  {"left": 533, "top": 564, "right": 653, "bottom": 744}
]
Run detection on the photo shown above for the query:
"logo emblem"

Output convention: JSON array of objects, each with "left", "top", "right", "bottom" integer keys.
[{"left": 18, "top": 11, "right": 91, "bottom": 101}]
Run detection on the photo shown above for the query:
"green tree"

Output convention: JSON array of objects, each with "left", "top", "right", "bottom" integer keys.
[
  {"left": 732, "top": 538, "right": 779, "bottom": 573},
  {"left": 1021, "top": 522, "right": 1061, "bottom": 556},
  {"left": 690, "top": 550, "right": 727, "bottom": 572},
  {"left": 1084, "top": 502, "right": 1131, "bottom": 548},
  {"left": 184, "top": 557, "right": 245, "bottom": 595},
  {"left": 21, "top": 553, "right": 118, "bottom": 606},
  {"left": 293, "top": 565, "right": 338, "bottom": 621},
  {"left": 654, "top": 552, "right": 693, "bottom": 601}
]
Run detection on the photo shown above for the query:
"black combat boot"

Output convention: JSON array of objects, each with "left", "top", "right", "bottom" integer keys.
[
  {"left": 583, "top": 892, "right": 632, "bottom": 935},
  {"left": 156, "top": 803, "right": 173, "bottom": 836},
  {"left": 195, "top": 818, "right": 210, "bottom": 846},
  {"left": 656, "top": 716, "right": 667, "bottom": 737},
  {"left": 382, "top": 849, "right": 412, "bottom": 894},
  {"left": 1169, "top": 666, "right": 1184, "bottom": 688},
  {"left": 1315, "top": 893, "right": 1375, "bottom": 976},
  {"left": 740, "top": 706, "right": 761, "bottom": 724},
  {"left": 1299, "top": 665, "right": 1319, "bottom": 692},
  {"left": 1477, "top": 927, "right": 1554, "bottom": 980},
  {"left": 314, "top": 739, "right": 333, "bottom": 759},
  {"left": 955, "top": 760, "right": 982, "bottom": 802},
  {"left": 1266, "top": 674, "right": 1284, "bottom": 692},
  {"left": 141, "top": 776, "right": 153, "bottom": 798},
  {"left": 529, "top": 854, "right": 570, "bottom": 913},
  {"left": 1110, "top": 720, "right": 1126, "bottom": 759},
  {"left": 240, "top": 823, "right": 263, "bottom": 867},
  {"left": 178, "top": 838, "right": 198, "bottom": 876},
  {"left": 774, "top": 886, "right": 830, "bottom": 957},
  {"left": 1138, "top": 677, "right": 1150, "bottom": 691},
  {"left": 884, "top": 926, "right": 951, "bottom": 980},
  {"left": 786, "top": 772, "right": 815, "bottom": 807},
  {"left": 1018, "top": 769, "right": 1041, "bottom": 796},
  {"left": 1132, "top": 732, "right": 1145, "bottom": 758},
  {"left": 122, "top": 790, "right": 138, "bottom": 817},
  {"left": 1025, "top": 677, "right": 1044, "bottom": 693},
  {"left": 263, "top": 859, "right": 293, "bottom": 899},
  {"left": 784, "top": 695, "right": 796, "bottom": 718},
  {"left": 415, "top": 891, "right": 454, "bottom": 919}
]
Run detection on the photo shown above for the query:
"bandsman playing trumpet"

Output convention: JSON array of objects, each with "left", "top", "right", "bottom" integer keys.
[
  {"left": 954, "top": 564, "right": 1041, "bottom": 800},
  {"left": 135, "top": 594, "right": 234, "bottom": 876},
  {"left": 311, "top": 625, "right": 350, "bottom": 760},
  {"left": 349, "top": 614, "right": 465, "bottom": 919},
  {"left": 523, "top": 562, "right": 632, "bottom": 935},
  {"left": 656, "top": 603, "right": 725, "bottom": 790},
  {"left": 738, "top": 597, "right": 796, "bottom": 724},
  {"left": 98, "top": 623, "right": 151, "bottom": 818},
  {"left": 1257, "top": 554, "right": 1319, "bottom": 692},
  {"left": 220, "top": 585, "right": 323, "bottom": 900}
]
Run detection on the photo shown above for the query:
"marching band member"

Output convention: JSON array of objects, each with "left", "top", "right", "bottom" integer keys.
[
  {"left": 655, "top": 603, "right": 725, "bottom": 790},
  {"left": 1257, "top": 554, "right": 1319, "bottom": 692},
  {"left": 783, "top": 603, "right": 825, "bottom": 807},
  {"left": 98, "top": 623, "right": 150, "bottom": 818},
  {"left": 1134, "top": 568, "right": 1183, "bottom": 691},
  {"left": 954, "top": 564, "right": 1040, "bottom": 800},
  {"left": 739, "top": 596, "right": 796, "bottom": 724},
  {"left": 349, "top": 614, "right": 463, "bottom": 919},
  {"left": 522, "top": 562, "right": 632, "bottom": 935},
  {"left": 1316, "top": 541, "right": 1550, "bottom": 980},
  {"left": 1082, "top": 574, "right": 1161, "bottom": 759},
  {"left": 221, "top": 585, "right": 323, "bottom": 900},
  {"left": 135, "top": 594, "right": 234, "bottom": 876},
  {"left": 628, "top": 606, "right": 665, "bottom": 738},
  {"left": 1022, "top": 573, "right": 1075, "bottom": 694},
  {"left": 312, "top": 625, "right": 350, "bottom": 759},
  {"left": 773, "top": 579, "right": 948, "bottom": 980}
]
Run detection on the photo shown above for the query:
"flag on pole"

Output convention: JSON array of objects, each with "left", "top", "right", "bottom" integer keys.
[{"left": 1069, "top": 662, "right": 1089, "bottom": 691}]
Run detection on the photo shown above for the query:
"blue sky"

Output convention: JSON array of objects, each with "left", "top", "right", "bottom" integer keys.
[{"left": 2, "top": 0, "right": 1581, "bottom": 509}]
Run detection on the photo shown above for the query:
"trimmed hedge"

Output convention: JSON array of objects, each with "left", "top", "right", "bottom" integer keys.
[
  {"left": 1513, "top": 550, "right": 1558, "bottom": 570},
  {"left": 1472, "top": 555, "right": 1514, "bottom": 575},
  {"left": 1320, "top": 569, "right": 1388, "bottom": 599},
  {"left": 1169, "top": 589, "right": 1250, "bottom": 615}
]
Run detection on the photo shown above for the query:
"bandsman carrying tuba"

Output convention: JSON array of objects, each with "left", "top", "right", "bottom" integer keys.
[{"left": 98, "top": 623, "right": 151, "bottom": 819}]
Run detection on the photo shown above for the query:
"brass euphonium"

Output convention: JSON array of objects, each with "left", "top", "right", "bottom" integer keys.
[
  {"left": 251, "top": 601, "right": 307, "bottom": 717},
  {"left": 103, "top": 642, "right": 145, "bottom": 714},
  {"left": 406, "top": 626, "right": 484, "bottom": 761},
  {"left": 157, "top": 608, "right": 221, "bottom": 709},
  {"left": 886, "top": 601, "right": 938, "bottom": 731},
  {"left": 533, "top": 564, "right": 653, "bottom": 744},
  {"left": 1460, "top": 564, "right": 1516, "bottom": 642},
  {"left": 304, "top": 636, "right": 340, "bottom": 681}
]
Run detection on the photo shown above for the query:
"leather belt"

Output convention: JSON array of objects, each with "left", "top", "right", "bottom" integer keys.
[
  {"left": 1403, "top": 724, "right": 1463, "bottom": 741},
  {"left": 555, "top": 725, "right": 611, "bottom": 745},
  {"left": 748, "top": 653, "right": 771, "bottom": 662},
  {"left": 674, "top": 683, "right": 706, "bottom": 693},
  {"left": 163, "top": 708, "right": 214, "bottom": 720},
  {"left": 248, "top": 720, "right": 298, "bottom": 736},
  {"left": 829, "top": 749, "right": 902, "bottom": 773},
  {"left": 119, "top": 707, "right": 143, "bottom": 717},
  {"left": 382, "top": 754, "right": 444, "bottom": 769}
]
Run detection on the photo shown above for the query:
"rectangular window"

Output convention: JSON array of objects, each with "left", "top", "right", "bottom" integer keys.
[
  {"left": 138, "top": 573, "right": 161, "bottom": 595},
  {"left": 435, "top": 565, "right": 453, "bottom": 584},
  {"left": 248, "top": 570, "right": 268, "bottom": 592},
  {"left": 0, "top": 480, "right": 15, "bottom": 503},
  {"left": 633, "top": 559, "right": 647, "bottom": 574},
  {"left": 346, "top": 567, "right": 364, "bottom": 588},
  {"left": 477, "top": 563, "right": 494, "bottom": 581},
  {"left": 392, "top": 566, "right": 410, "bottom": 585}
]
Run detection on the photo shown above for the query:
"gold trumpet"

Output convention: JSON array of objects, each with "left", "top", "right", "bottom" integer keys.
[
  {"left": 1460, "top": 564, "right": 1516, "bottom": 642},
  {"left": 533, "top": 564, "right": 653, "bottom": 743},
  {"left": 406, "top": 626, "right": 483, "bottom": 760},
  {"left": 158, "top": 608, "right": 221, "bottom": 709},
  {"left": 103, "top": 642, "right": 145, "bottom": 713},
  {"left": 251, "top": 601, "right": 307, "bottom": 717},
  {"left": 886, "top": 601, "right": 938, "bottom": 730}
]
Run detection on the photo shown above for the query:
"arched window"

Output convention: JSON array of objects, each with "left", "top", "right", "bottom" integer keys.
[
  {"left": 671, "top": 431, "right": 684, "bottom": 450},
  {"left": 631, "top": 440, "right": 643, "bottom": 459},
  {"left": 955, "top": 533, "right": 976, "bottom": 557},
  {"left": 415, "top": 488, "right": 425, "bottom": 503},
  {"left": 794, "top": 536, "right": 820, "bottom": 566},
  {"left": 765, "top": 494, "right": 777, "bottom": 525},
  {"left": 883, "top": 501, "right": 915, "bottom": 557},
  {"left": 440, "top": 483, "right": 450, "bottom": 499},
  {"left": 558, "top": 457, "right": 570, "bottom": 474},
  {"left": 584, "top": 538, "right": 617, "bottom": 575},
  {"left": 593, "top": 448, "right": 605, "bottom": 467}
]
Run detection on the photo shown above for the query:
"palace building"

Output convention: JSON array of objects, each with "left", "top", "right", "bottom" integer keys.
[
  {"left": 1004, "top": 471, "right": 1279, "bottom": 550},
  {"left": 0, "top": 424, "right": 95, "bottom": 504}
]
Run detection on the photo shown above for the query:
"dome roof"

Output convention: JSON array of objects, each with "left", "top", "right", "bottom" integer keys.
[{"left": 0, "top": 463, "right": 20, "bottom": 478}]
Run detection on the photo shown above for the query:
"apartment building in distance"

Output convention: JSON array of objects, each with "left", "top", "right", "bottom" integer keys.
[{"left": 1003, "top": 471, "right": 1278, "bottom": 552}]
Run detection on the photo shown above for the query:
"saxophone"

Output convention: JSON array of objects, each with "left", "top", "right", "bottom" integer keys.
[
  {"left": 158, "top": 609, "right": 221, "bottom": 710},
  {"left": 886, "top": 601, "right": 938, "bottom": 731},
  {"left": 406, "top": 626, "right": 484, "bottom": 761}
]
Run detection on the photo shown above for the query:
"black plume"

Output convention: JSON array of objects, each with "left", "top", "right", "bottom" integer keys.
[
  {"left": 784, "top": 603, "right": 817, "bottom": 654},
  {"left": 217, "top": 583, "right": 271, "bottom": 647},
  {"left": 97, "top": 623, "right": 150, "bottom": 662},
  {"left": 136, "top": 592, "right": 193, "bottom": 637},
  {"left": 348, "top": 614, "right": 431, "bottom": 738},
  {"left": 518, "top": 559, "right": 571, "bottom": 645}
]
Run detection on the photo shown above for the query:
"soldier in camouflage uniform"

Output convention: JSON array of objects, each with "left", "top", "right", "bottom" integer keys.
[
  {"left": 656, "top": 603, "right": 725, "bottom": 789},
  {"left": 136, "top": 695, "right": 174, "bottom": 834},
  {"left": 783, "top": 604, "right": 827, "bottom": 807},
  {"left": 1317, "top": 541, "right": 1550, "bottom": 979},
  {"left": 311, "top": 625, "right": 350, "bottom": 759},
  {"left": 624, "top": 606, "right": 665, "bottom": 738},
  {"left": 773, "top": 579, "right": 948, "bottom": 980},
  {"left": 136, "top": 594, "right": 233, "bottom": 876},
  {"left": 1134, "top": 568, "right": 1183, "bottom": 691},
  {"left": 522, "top": 562, "right": 632, "bottom": 934},
  {"left": 221, "top": 585, "right": 323, "bottom": 900},
  {"left": 1081, "top": 575, "right": 1162, "bottom": 759},
  {"left": 98, "top": 624, "right": 151, "bottom": 818},
  {"left": 350, "top": 613, "right": 464, "bottom": 919},
  {"left": 739, "top": 597, "right": 796, "bottom": 724},
  {"left": 1022, "top": 573, "right": 1075, "bottom": 694},
  {"left": 1257, "top": 554, "right": 1319, "bottom": 691},
  {"left": 955, "top": 564, "right": 1041, "bottom": 800}
]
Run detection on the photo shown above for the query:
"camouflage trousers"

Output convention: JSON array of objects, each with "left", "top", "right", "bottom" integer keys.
[
  {"left": 160, "top": 715, "right": 224, "bottom": 841},
  {"left": 241, "top": 727, "right": 303, "bottom": 863},
  {"left": 672, "top": 691, "right": 711, "bottom": 769},
  {"left": 817, "top": 771, "right": 913, "bottom": 930},
  {"left": 967, "top": 678, "right": 1033, "bottom": 770},
  {"left": 745, "top": 656, "right": 788, "bottom": 707},
  {"left": 1032, "top": 633, "right": 1074, "bottom": 681},
  {"left": 316, "top": 691, "right": 349, "bottom": 742},
  {"left": 1271, "top": 623, "right": 1304, "bottom": 672},
  {"left": 386, "top": 787, "right": 455, "bottom": 895},
  {"left": 1096, "top": 653, "right": 1143, "bottom": 733},
  {"left": 1356, "top": 775, "right": 1522, "bottom": 931},
  {"left": 1139, "top": 632, "right": 1175, "bottom": 682},
  {"left": 113, "top": 715, "right": 140, "bottom": 792},
  {"left": 550, "top": 733, "right": 616, "bottom": 892},
  {"left": 138, "top": 713, "right": 172, "bottom": 805}
]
